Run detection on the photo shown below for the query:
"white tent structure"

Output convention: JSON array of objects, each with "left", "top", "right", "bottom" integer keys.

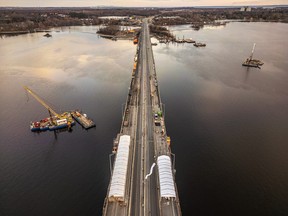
[
  {"left": 108, "top": 135, "right": 131, "bottom": 201},
  {"left": 157, "top": 155, "right": 176, "bottom": 198}
]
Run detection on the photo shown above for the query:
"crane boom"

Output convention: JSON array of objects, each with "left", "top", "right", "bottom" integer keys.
[
  {"left": 249, "top": 43, "right": 256, "bottom": 60},
  {"left": 24, "top": 86, "right": 58, "bottom": 116}
]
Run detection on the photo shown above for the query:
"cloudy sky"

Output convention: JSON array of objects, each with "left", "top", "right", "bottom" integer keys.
[{"left": 0, "top": 0, "right": 287, "bottom": 7}]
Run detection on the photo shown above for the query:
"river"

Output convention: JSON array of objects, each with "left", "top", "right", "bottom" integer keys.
[{"left": 1, "top": 22, "right": 288, "bottom": 215}]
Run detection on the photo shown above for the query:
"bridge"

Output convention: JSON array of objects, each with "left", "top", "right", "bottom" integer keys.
[{"left": 102, "top": 19, "right": 182, "bottom": 216}]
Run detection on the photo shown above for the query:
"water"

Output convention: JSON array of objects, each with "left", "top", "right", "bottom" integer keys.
[
  {"left": 154, "top": 22, "right": 288, "bottom": 215},
  {"left": 0, "top": 26, "right": 135, "bottom": 216},
  {"left": 0, "top": 22, "right": 288, "bottom": 215}
]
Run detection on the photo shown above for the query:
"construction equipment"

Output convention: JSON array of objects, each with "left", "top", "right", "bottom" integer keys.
[
  {"left": 133, "top": 37, "right": 138, "bottom": 44},
  {"left": 242, "top": 43, "right": 264, "bottom": 68},
  {"left": 24, "top": 86, "right": 75, "bottom": 132},
  {"left": 24, "top": 86, "right": 58, "bottom": 116}
]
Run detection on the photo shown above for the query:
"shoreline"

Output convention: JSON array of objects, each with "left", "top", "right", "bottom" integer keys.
[
  {"left": 0, "top": 29, "right": 50, "bottom": 36},
  {"left": 1, "top": 19, "right": 287, "bottom": 37}
]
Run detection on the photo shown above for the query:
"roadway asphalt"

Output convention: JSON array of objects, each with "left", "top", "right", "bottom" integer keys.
[
  {"left": 129, "top": 21, "right": 145, "bottom": 216},
  {"left": 142, "top": 20, "right": 159, "bottom": 216},
  {"left": 130, "top": 19, "right": 159, "bottom": 216}
]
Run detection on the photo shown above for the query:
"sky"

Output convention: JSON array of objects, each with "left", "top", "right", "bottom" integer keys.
[{"left": 0, "top": 0, "right": 287, "bottom": 7}]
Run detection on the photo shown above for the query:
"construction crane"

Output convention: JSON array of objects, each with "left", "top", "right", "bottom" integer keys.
[
  {"left": 24, "top": 86, "right": 58, "bottom": 117},
  {"left": 242, "top": 43, "right": 264, "bottom": 68}
]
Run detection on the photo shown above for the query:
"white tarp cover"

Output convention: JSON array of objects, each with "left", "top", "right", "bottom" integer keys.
[
  {"left": 157, "top": 155, "right": 176, "bottom": 198},
  {"left": 108, "top": 135, "right": 131, "bottom": 200}
]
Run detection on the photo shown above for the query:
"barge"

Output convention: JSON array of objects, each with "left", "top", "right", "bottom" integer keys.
[
  {"left": 242, "top": 59, "right": 264, "bottom": 68},
  {"left": 242, "top": 43, "right": 264, "bottom": 68},
  {"left": 194, "top": 42, "right": 206, "bottom": 47},
  {"left": 30, "top": 112, "right": 75, "bottom": 132},
  {"left": 71, "top": 110, "right": 96, "bottom": 129},
  {"left": 24, "top": 86, "right": 75, "bottom": 133}
]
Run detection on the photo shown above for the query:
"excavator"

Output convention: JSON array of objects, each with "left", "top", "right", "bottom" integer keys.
[{"left": 24, "top": 86, "right": 74, "bottom": 132}]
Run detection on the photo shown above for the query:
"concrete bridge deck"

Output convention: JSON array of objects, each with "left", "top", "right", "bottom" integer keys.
[{"left": 103, "top": 18, "right": 181, "bottom": 216}]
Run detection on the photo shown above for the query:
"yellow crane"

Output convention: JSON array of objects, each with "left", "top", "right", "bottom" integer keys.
[
  {"left": 24, "top": 86, "right": 74, "bottom": 132},
  {"left": 24, "top": 86, "right": 59, "bottom": 117}
]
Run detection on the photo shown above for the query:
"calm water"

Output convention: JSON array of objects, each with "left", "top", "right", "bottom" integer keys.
[{"left": 1, "top": 23, "right": 288, "bottom": 215}]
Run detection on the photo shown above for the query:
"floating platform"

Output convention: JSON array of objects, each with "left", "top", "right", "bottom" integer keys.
[
  {"left": 30, "top": 112, "right": 75, "bottom": 132},
  {"left": 71, "top": 110, "right": 95, "bottom": 129},
  {"left": 242, "top": 43, "right": 264, "bottom": 68},
  {"left": 185, "top": 38, "right": 195, "bottom": 43},
  {"left": 242, "top": 59, "right": 264, "bottom": 68},
  {"left": 194, "top": 42, "right": 206, "bottom": 47}
]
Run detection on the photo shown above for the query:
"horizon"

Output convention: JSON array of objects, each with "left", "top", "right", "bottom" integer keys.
[
  {"left": 1, "top": 0, "right": 288, "bottom": 8},
  {"left": 1, "top": 4, "right": 288, "bottom": 9}
]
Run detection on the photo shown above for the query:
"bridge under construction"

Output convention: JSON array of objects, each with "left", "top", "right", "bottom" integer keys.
[{"left": 102, "top": 19, "right": 181, "bottom": 216}]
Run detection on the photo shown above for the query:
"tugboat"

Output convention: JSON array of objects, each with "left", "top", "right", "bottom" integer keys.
[{"left": 242, "top": 43, "right": 264, "bottom": 68}]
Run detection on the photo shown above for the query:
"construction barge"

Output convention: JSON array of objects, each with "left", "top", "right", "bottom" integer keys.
[
  {"left": 24, "top": 86, "right": 96, "bottom": 132},
  {"left": 71, "top": 110, "right": 96, "bottom": 129},
  {"left": 25, "top": 86, "right": 76, "bottom": 132},
  {"left": 30, "top": 112, "right": 75, "bottom": 132},
  {"left": 242, "top": 43, "right": 264, "bottom": 68},
  {"left": 194, "top": 42, "right": 206, "bottom": 47}
]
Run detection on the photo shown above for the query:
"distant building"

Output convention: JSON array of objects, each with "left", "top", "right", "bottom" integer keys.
[
  {"left": 240, "top": 6, "right": 252, "bottom": 12},
  {"left": 58, "top": 14, "right": 67, "bottom": 18}
]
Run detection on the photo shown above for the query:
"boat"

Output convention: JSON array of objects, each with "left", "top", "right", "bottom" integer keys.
[
  {"left": 175, "top": 39, "right": 185, "bottom": 43},
  {"left": 133, "top": 37, "right": 138, "bottom": 44},
  {"left": 71, "top": 110, "right": 96, "bottom": 129},
  {"left": 194, "top": 42, "right": 206, "bottom": 47},
  {"left": 242, "top": 58, "right": 264, "bottom": 68},
  {"left": 191, "top": 23, "right": 204, "bottom": 31},
  {"left": 184, "top": 38, "right": 195, "bottom": 43},
  {"left": 43, "top": 33, "right": 52, "bottom": 37},
  {"left": 242, "top": 43, "right": 264, "bottom": 68},
  {"left": 30, "top": 112, "right": 75, "bottom": 132}
]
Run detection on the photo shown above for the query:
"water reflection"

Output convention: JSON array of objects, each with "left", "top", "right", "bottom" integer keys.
[
  {"left": 154, "top": 22, "right": 288, "bottom": 96},
  {"left": 244, "top": 66, "right": 251, "bottom": 83},
  {"left": 0, "top": 26, "right": 135, "bottom": 216},
  {"left": 42, "top": 134, "right": 58, "bottom": 165},
  {"left": 1, "top": 28, "right": 134, "bottom": 88},
  {"left": 153, "top": 22, "right": 288, "bottom": 215},
  {"left": 1, "top": 23, "right": 288, "bottom": 216},
  {"left": 203, "top": 25, "right": 226, "bottom": 30}
]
